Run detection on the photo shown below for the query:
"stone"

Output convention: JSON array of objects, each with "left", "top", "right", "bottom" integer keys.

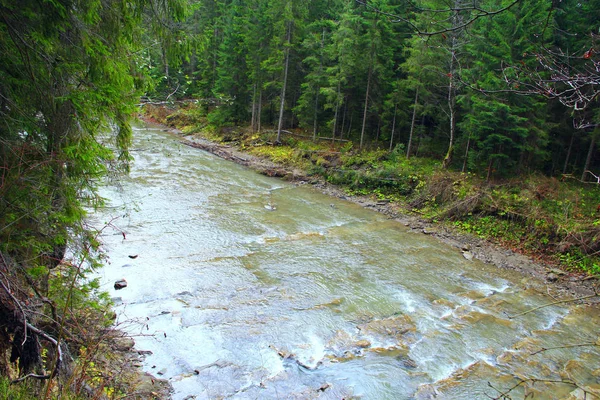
[
  {"left": 114, "top": 279, "right": 127, "bottom": 290},
  {"left": 547, "top": 273, "right": 559, "bottom": 282},
  {"left": 133, "top": 373, "right": 171, "bottom": 398},
  {"left": 462, "top": 251, "right": 474, "bottom": 261},
  {"left": 114, "top": 337, "right": 135, "bottom": 352},
  {"left": 549, "top": 268, "right": 566, "bottom": 276}
]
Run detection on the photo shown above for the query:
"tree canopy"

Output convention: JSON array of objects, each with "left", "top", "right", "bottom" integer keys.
[{"left": 149, "top": 0, "right": 599, "bottom": 179}]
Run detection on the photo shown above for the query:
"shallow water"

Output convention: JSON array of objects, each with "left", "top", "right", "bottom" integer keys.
[{"left": 92, "top": 124, "right": 600, "bottom": 399}]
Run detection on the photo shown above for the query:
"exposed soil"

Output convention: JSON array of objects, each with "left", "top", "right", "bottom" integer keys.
[{"left": 157, "top": 123, "right": 599, "bottom": 302}]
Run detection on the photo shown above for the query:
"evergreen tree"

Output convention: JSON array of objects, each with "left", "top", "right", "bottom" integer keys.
[
  {"left": 0, "top": 0, "right": 186, "bottom": 376},
  {"left": 458, "top": 0, "right": 551, "bottom": 178},
  {"left": 210, "top": 0, "right": 251, "bottom": 124}
]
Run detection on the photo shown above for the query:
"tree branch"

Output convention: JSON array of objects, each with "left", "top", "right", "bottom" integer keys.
[
  {"left": 507, "top": 292, "right": 599, "bottom": 319},
  {"left": 0, "top": 255, "right": 63, "bottom": 382},
  {"left": 531, "top": 342, "right": 598, "bottom": 356},
  {"left": 354, "top": 0, "right": 522, "bottom": 36}
]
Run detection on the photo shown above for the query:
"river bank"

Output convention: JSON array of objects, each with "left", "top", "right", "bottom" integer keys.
[
  {"left": 100, "top": 119, "right": 600, "bottom": 399},
  {"left": 149, "top": 122, "right": 599, "bottom": 301}
]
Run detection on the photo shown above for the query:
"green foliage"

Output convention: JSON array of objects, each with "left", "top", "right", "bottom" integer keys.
[
  {"left": 0, "top": 0, "right": 187, "bottom": 389},
  {"left": 0, "top": 376, "right": 85, "bottom": 399}
]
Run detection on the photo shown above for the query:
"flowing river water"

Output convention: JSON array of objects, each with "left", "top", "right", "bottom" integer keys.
[{"left": 92, "top": 124, "right": 600, "bottom": 399}]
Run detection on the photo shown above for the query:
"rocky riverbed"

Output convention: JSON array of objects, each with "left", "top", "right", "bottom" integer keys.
[{"left": 173, "top": 128, "right": 599, "bottom": 301}]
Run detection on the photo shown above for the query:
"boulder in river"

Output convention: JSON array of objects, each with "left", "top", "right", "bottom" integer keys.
[{"left": 114, "top": 279, "right": 128, "bottom": 290}]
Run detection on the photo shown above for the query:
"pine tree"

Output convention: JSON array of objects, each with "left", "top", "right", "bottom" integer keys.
[
  {"left": 458, "top": 0, "right": 551, "bottom": 178},
  {"left": 210, "top": 0, "right": 250, "bottom": 124}
]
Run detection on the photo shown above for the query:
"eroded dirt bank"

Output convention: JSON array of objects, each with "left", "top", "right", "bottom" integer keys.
[{"left": 157, "top": 124, "right": 599, "bottom": 301}]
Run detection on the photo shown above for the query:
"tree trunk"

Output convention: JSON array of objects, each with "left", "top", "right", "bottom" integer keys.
[
  {"left": 486, "top": 157, "right": 494, "bottom": 181},
  {"left": 332, "top": 82, "right": 341, "bottom": 143},
  {"left": 251, "top": 82, "right": 257, "bottom": 132},
  {"left": 162, "top": 46, "right": 169, "bottom": 79},
  {"left": 360, "top": 62, "right": 372, "bottom": 150},
  {"left": 276, "top": 22, "right": 292, "bottom": 144},
  {"left": 313, "top": 28, "right": 326, "bottom": 141},
  {"left": 346, "top": 113, "right": 353, "bottom": 139},
  {"left": 389, "top": 103, "right": 397, "bottom": 152},
  {"left": 462, "top": 132, "right": 471, "bottom": 172},
  {"left": 563, "top": 131, "right": 575, "bottom": 174},
  {"left": 340, "top": 99, "right": 347, "bottom": 139},
  {"left": 313, "top": 88, "right": 319, "bottom": 140},
  {"left": 582, "top": 135, "right": 596, "bottom": 181},
  {"left": 257, "top": 88, "right": 262, "bottom": 132},
  {"left": 407, "top": 87, "right": 419, "bottom": 159},
  {"left": 442, "top": 34, "right": 458, "bottom": 169}
]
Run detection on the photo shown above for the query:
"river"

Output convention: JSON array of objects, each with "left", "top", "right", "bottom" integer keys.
[{"left": 92, "top": 123, "right": 600, "bottom": 399}]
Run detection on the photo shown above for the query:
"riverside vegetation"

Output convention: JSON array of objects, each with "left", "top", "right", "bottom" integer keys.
[
  {"left": 0, "top": 0, "right": 184, "bottom": 398},
  {"left": 146, "top": 102, "right": 600, "bottom": 278},
  {"left": 1, "top": 0, "right": 599, "bottom": 398}
]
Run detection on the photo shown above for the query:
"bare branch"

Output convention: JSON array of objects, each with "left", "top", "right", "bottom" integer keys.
[
  {"left": 354, "top": 0, "right": 522, "bottom": 36},
  {"left": 0, "top": 256, "right": 63, "bottom": 382},
  {"left": 487, "top": 378, "right": 600, "bottom": 399},
  {"left": 11, "top": 322, "right": 62, "bottom": 383},
  {"left": 507, "top": 292, "right": 599, "bottom": 319},
  {"left": 531, "top": 342, "right": 598, "bottom": 356}
]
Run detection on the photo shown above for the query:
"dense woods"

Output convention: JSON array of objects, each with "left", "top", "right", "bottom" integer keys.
[
  {"left": 1, "top": 0, "right": 600, "bottom": 397},
  {"left": 147, "top": 0, "right": 600, "bottom": 180}
]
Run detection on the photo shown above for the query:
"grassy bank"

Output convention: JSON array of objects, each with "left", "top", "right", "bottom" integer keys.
[{"left": 144, "top": 103, "right": 600, "bottom": 276}]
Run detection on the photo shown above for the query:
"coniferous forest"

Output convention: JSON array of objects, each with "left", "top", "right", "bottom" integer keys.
[
  {"left": 147, "top": 0, "right": 600, "bottom": 179},
  {"left": 0, "top": 0, "right": 600, "bottom": 398}
]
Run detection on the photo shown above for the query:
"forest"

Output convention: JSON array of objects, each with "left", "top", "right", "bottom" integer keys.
[
  {"left": 147, "top": 0, "right": 600, "bottom": 180},
  {"left": 0, "top": 0, "right": 599, "bottom": 398}
]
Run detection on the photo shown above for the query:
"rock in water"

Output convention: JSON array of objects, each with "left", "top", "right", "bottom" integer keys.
[{"left": 114, "top": 279, "right": 128, "bottom": 290}]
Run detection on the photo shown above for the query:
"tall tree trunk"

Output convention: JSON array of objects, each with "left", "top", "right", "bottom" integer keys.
[
  {"left": 212, "top": 27, "right": 219, "bottom": 88},
  {"left": 486, "top": 157, "right": 494, "bottom": 181},
  {"left": 277, "top": 22, "right": 292, "bottom": 143},
  {"left": 332, "top": 82, "right": 341, "bottom": 143},
  {"left": 257, "top": 88, "right": 263, "bottom": 132},
  {"left": 251, "top": 82, "right": 257, "bottom": 132},
  {"left": 360, "top": 62, "right": 372, "bottom": 150},
  {"left": 563, "top": 131, "right": 575, "bottom": 174},
  {"left": 442, "top": 32, "right": 458, "bottom": 169},
  {"left": 582, "top": 135, "right": 596, "bottom": 181},
  {"left": 162, "top": 46, "right": 169, "bottom": 80},
  {"left": 313, "top": 88, "right": 319, "bottom": 140},
  {"left": 462, "top": 132, "right": 471, "bottom": 172},
  {"left": 389, "top": 103, "right": 397, "bottom": 152},
  {"left": 346, "top": 113, "right": 353, "bottom": 139},
  {"left": 340, "top": 98, "right": 347, "bottom": 139},
  {"left": 313, "top": 28, "right": 326, "bottom": 141},
  {"left": 407, "top": 87, "right": 419, "bottom": 159}
]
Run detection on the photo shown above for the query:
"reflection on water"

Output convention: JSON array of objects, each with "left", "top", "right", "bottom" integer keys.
[{"left": 92, "top": 124, "right": 600, "bottom": 400}]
